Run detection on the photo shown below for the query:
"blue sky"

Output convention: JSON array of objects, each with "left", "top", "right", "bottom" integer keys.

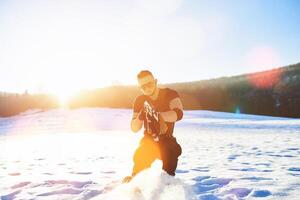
[{"left": 0, "top": 0, "right": 299, "bottom": 95}]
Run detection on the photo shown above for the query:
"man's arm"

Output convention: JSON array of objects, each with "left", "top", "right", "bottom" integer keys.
[
  {"left": 131, "top": 112, "right": 143, "bottom": 133},
  {"left": 160, "top": 97, "right": 183, "bottom": 123},
  {"left": 131, "top": 96, "right": 144, "bottom": 133}
]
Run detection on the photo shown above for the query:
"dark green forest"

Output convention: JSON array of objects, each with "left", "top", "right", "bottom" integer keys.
[{"left": 1, "top": 62, "right": 300, "bottom": 118}]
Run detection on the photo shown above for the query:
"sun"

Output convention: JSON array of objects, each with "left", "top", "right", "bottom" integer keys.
[
  {"left": 58, "top": 93, "right": 71, "bottom": 107},
  {"left": 52, "top": 88, "right": 78, "bottom": 107}
]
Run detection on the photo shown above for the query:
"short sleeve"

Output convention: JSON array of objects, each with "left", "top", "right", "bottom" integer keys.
[
  {"left": 132, "top": 95, "right": 145, "bottom": 113},
  {"left": 168, "top": 88, "right": 180, "bottom": 101}
]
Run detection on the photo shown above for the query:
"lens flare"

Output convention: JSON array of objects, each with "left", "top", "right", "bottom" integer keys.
[{"left": 246, "top": 68, "right": 282, "bottom": 89}]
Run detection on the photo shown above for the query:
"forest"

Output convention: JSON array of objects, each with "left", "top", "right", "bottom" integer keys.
[{"left": 1, "top": 62, "right": 300, "bottom": 118}]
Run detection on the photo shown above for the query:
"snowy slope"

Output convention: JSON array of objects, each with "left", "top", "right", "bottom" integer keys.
[{"left": 0, "top": 108, "right": 300, "bottom": 200}]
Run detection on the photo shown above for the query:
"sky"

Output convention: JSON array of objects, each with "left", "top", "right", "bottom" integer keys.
[{"left": 0, "top": 0, "right": 300, "bottom": 96}]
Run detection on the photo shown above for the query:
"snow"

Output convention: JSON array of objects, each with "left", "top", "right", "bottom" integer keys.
[{"left": 0, "top": 108, "right": 300, "bottom": 199}]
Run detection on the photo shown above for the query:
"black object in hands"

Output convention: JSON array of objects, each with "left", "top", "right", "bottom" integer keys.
[{"left": 143, "top": 100, "right": 160, "bottom": 141}]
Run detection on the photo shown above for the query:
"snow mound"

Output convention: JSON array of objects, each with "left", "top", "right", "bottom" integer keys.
[{"left": 100, "top": 164, "right": 195, "bottom": 200}]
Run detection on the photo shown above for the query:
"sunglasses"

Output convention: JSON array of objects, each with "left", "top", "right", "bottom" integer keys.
[{"left": 140, "top": 80, "right": 155, "bottom": 90}]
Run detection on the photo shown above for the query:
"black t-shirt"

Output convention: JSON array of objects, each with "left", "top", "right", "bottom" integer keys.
[{"left": 133, "top": 87, "right": 180, "bottom": 136}]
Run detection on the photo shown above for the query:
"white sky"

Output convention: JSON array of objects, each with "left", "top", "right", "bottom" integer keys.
[{"left": 0, "top": 0, "right": 299, "bottom": 95}]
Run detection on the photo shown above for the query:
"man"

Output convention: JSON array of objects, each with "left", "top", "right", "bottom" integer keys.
[{"left": 123, "top": 70, "right": 183, "bottom": 183}]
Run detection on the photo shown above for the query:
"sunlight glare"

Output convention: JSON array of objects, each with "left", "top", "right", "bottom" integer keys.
[
  {"left": 53, "top": 88, "right": 78, "bottom": 107},
  {"left": 58, "top": 93, "right": 71, "bottom": 107}
]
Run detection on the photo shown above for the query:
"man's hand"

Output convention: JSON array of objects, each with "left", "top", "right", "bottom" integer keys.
[{"left": 131, "top": 109, "right": 144, "bottom": 133}]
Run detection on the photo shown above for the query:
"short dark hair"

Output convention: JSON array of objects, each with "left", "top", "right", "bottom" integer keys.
[{"left": 137, "top": 70, "right": 154, "bottom": 79}]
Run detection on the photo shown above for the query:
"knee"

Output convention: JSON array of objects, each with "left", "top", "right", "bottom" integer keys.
[
  {"left": 160, "top": 138, "right": 182, "bottom": 158},
  {"left": 171, "top": 138, "right": 182, "bottom": 157},
  {"left": 176, "top": 143, "right": 182, "bottom": 157}
]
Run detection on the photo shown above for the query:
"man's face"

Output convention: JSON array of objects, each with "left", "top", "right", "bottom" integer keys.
[{"left": 138, "top": 75, "right": 157, "bottom": 96}]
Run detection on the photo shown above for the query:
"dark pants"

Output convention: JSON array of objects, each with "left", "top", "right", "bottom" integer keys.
[{"left": 132, "top": 134, "right": 182, "bottom": 176}]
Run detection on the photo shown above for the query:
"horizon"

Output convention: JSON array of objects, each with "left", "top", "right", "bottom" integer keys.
[
  {"left": 1, "top": 0, "right": 300, "bottom": 98},
  {"left": 1, "top": 61, "right": 299, "bottom": 98}
]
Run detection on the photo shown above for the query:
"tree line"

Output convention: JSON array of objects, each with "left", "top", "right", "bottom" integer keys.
[{"left": 1, "top": 62, "right": 300, "bottom": 118}]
